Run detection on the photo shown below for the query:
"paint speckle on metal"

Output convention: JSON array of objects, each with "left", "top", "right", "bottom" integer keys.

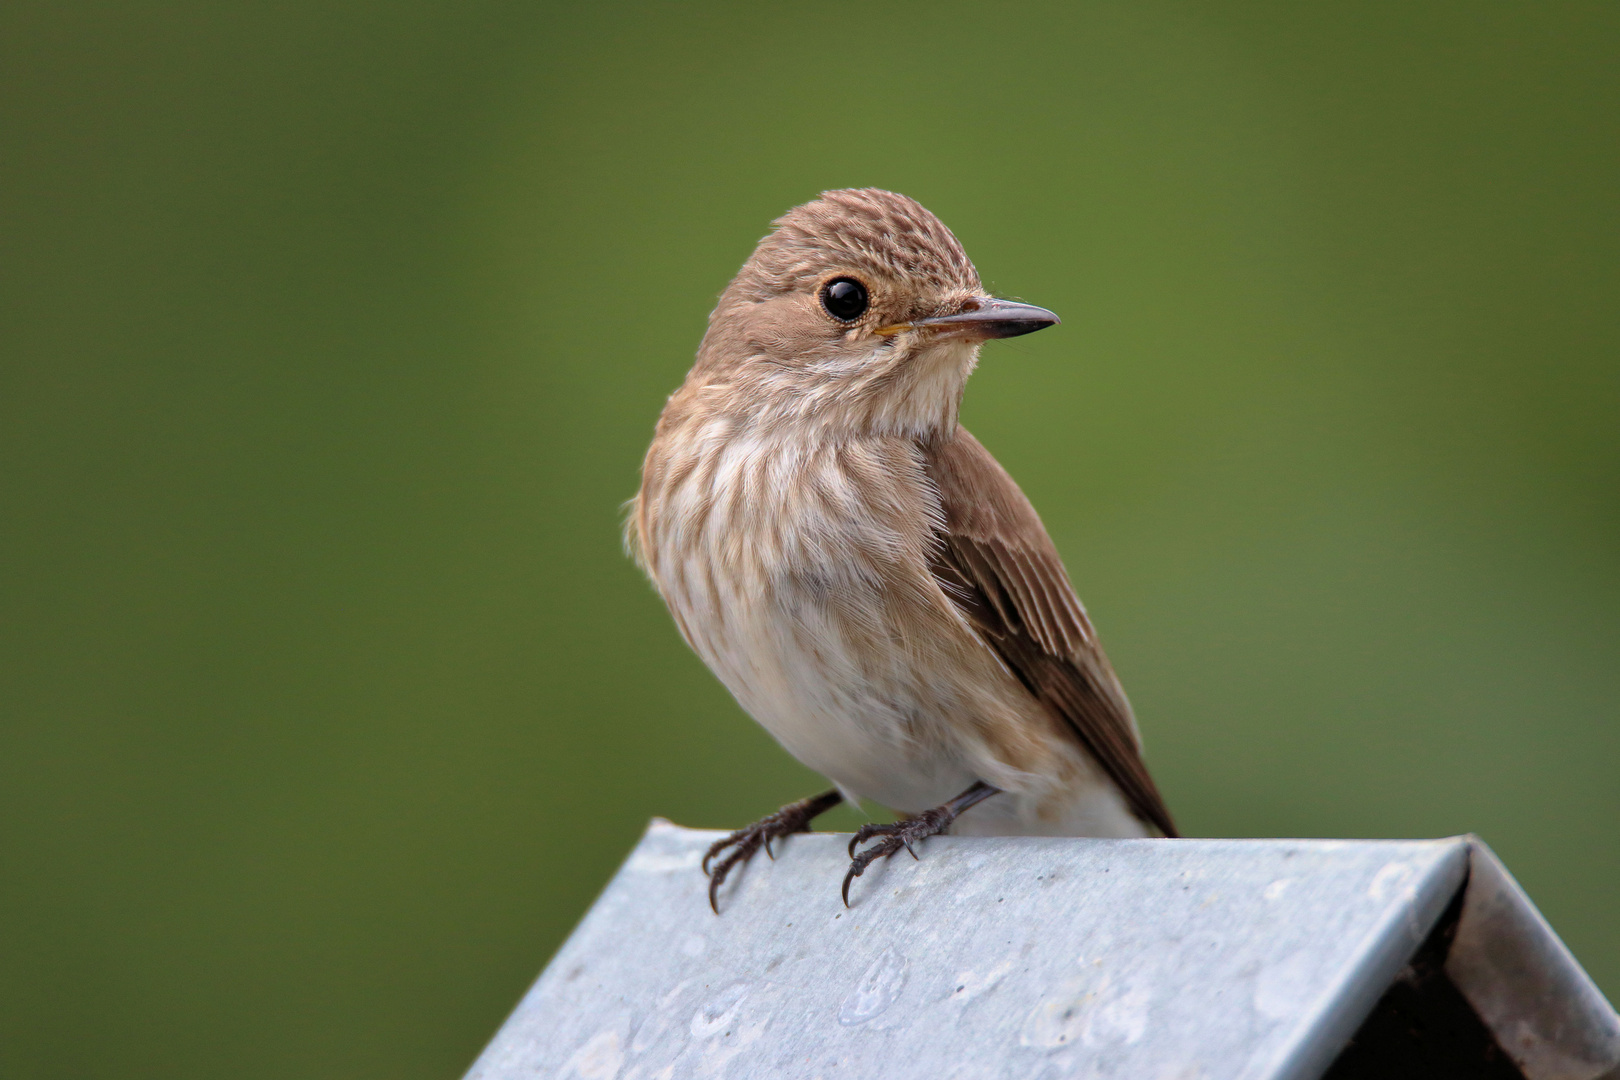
[{"left": 838, "top": 948, "right": 909, "bottom": 1025}]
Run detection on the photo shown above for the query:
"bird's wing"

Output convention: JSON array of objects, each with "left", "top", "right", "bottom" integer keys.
[{"left": 922, "top": 427, "right": 1178, "bottom": 838}]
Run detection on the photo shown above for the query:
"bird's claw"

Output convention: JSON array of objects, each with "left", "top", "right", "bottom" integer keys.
[
  {"left": 703, "top": 791, "right": 841, "bottom": 913},
  {"left": 703, "top": 828, "right": 766, "bottom": 914},
  {"left": 841, "top": 809, "right": 951, "bottom": 906}
]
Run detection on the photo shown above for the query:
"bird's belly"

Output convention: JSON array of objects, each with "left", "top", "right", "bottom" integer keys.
[
  {"left": 657, "top": 539, "right": 1150, "bottom": 836},
  {"left": 678, "top": 572, "right": 976, "bottom": 812}
]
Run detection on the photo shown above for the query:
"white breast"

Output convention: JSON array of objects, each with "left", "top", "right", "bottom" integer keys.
[{"left": 643, "top": 426, "right": 968, "bottom": 809}]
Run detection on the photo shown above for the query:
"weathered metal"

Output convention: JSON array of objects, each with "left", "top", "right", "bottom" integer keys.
[{"left": 466, "top": 822, "right": 1618, "bottom": 1080}]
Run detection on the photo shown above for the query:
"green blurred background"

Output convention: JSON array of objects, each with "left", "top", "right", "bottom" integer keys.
[{"left": 3, "top": 2, "right": 1616, "bottom": 1076}]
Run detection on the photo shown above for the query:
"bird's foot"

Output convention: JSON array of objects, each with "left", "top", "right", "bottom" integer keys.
[
  {"left": 841, "top": 810, "right": 952, "bottom": 905},
  {"left": 703, "top": 789, "right": 842, "bottom": 913},
  {"left": 841, "top": 781, "right": 1001, "bottom": 906}
]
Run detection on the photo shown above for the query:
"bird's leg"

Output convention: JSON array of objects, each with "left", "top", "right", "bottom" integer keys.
[
  {"left": 842, "top": 781, "right": 1001, "bottom": 906},
  {"left": 703, "top": 789, "right": 844, "bottom": 913}
]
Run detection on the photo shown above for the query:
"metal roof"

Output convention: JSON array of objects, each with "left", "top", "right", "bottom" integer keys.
[{"left": 466, "top": 822, "right": 1619, "bottom": 1080}]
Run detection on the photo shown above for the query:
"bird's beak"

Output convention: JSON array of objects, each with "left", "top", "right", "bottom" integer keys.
[{"left": 879, "top": 297, "right": 1061, "bottom": 341}]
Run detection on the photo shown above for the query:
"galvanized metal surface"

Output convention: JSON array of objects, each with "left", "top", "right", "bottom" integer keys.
[
  {"left": 468, "top": 822, "right": 1493, "bottom": 1080},
  {"left": 1448, "top": 844, "right": 1620, "bottom": 1080}
]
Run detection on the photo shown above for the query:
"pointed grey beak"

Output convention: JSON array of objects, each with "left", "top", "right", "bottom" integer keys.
[{"left": 911, "top": 297, "right": 1061, "bottom": 340}]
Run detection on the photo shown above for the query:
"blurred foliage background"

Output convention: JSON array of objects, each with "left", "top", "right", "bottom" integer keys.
[{"left": 3, "top": 2, "right": 1617, "bottom": 1077}]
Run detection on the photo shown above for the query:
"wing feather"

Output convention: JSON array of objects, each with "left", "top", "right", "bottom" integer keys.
[{"left": 923, "top": 427, "right": 1178, "bottom": 838}]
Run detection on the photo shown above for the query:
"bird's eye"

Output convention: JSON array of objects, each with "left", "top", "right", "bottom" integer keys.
[{"left": 820, "top": 278, "right": 869, "bottom": 322}]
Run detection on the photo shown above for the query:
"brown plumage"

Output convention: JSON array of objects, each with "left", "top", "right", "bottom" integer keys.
[
  {"left": 629, "top": 188, "right": 1176, "bottom": 908},
  {"left": 926, "top": 429, "right": 1177, "bottom": 839}
]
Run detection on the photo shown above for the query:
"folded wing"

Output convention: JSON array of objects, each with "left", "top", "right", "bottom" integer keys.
[{"left": 923, "top": 427, "right": 1178, "bottom": 838}]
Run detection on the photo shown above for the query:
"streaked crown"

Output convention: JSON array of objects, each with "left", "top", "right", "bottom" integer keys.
[{"left": 731, "top": 188, "right": 982, "bottom": 305}]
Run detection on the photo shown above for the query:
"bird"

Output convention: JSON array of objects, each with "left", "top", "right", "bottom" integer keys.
[{"left": 626, "top": 188, "right": 1176, "bottom": 912}]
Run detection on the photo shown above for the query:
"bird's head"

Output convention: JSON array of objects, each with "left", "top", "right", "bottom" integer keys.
[{"left": 688, "top": 188, "right": 1059, "bottom": 440}]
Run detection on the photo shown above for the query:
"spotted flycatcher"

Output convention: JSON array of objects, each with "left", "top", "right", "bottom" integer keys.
[{"left": 629, "top": 189, "right": 1176, "bottom": 910}]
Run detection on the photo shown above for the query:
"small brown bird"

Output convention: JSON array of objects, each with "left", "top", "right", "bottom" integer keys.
[{"left": 628, "top": 189, "right": 1176, "bottom": 911}]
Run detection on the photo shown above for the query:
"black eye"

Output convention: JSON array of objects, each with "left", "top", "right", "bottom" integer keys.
[{"left": 820, "top": 277, "right": 869, "bottom": 321}]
